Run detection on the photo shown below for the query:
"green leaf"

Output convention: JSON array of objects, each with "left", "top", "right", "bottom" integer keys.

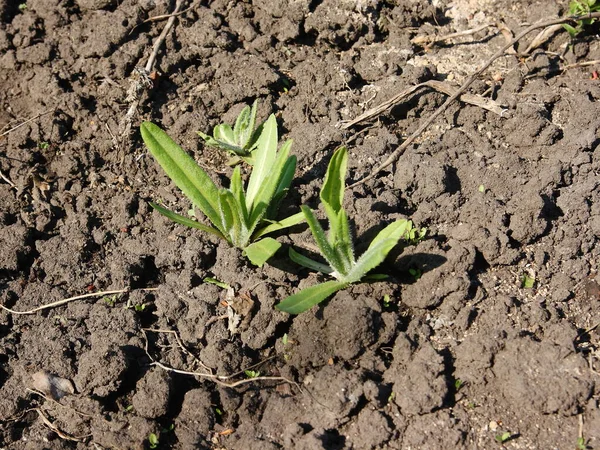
[
  {"left": 247, "top": 140, "right": 293, "bottom": 231},
  {"left": 217, "top": 190, "right": 237, "bottom": 239},
  {"left": 289, "top": 247, "right": 334, "bottom": 275},
  {"left": 230, "top": 165, "right": 249, "bottom": 224},
  {"left": 234, "top": 100, "right": 257, "bottom": 148},
  {"left": 246, "top": 115, "right": 278, "bottom": 210},
  {"left": 276, "top": 280, "right": 347, "bottom": 314},
  {"left": 141, "top": 122, "right": 223, "bottom": 234},
  {"left": 332, "top": 209, "right": 354, "bottom": 273},
  {"left": 149, "top": 202, "right": 225, "bottom": 240},
  {"left": 367, "top": 219, "right": 410, "bottom": 251},
  {"left": 267, "top": 151, "right": 296, "bottom": 218},
  {"left": 320, "top": 146, "right": 348, "bottom": 227},
  {"left": 204, "top": 277, "right": 230, "bottom": 289},
  {"left": 252, "top": 211, "right": 304, "bottom": 239},
  {"left": 213, "top": 124, "right": 236, "bottom": 146},
  {"left": 343, "top": 238, "right": 399, "bottom": 284},
  {"left": 302, "top": 205, "right": 346, "bottom": 276},
  {"left": 243, "top": 238, "right": 281, "bottom": 267}
]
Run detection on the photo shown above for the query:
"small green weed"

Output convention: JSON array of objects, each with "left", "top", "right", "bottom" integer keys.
[
  {"left": 244, "top": 370, "right": 260, "bottom": 378},
  {"left": 141, "top": 111, "right": 303, "bottom": 266},
  {"left": 148, "top": 432, "right": 159, "bottom": 449},
  {"left": 563, "top": 0, "right": 600, "bottom": 36},
  {"left": 276, "top": 146, "right": 422, "bottom": 314},
  {"left": 197, "top": 100, "right": 262, "bottom": 165},
  {"left": 577, "top": 436, "right": 587, "bottom": 450},
  {"left": 18, "top": 3, "right": 27, "bottom": 11},
  {"left": 203, "top": 277, "right": 231, "bottom": 289},
  {"left": 454, "top": 379, "right": 464, "bottom": 391},
  {"left": 409, "top": 268, "right": 422, "bottom": 281},
  {"left": 103, "top": 294, "right": 118, "bottom": 307},
  {"left": 521, "top": 273, "right": 535, "bottom": 289},
  {"left": 495, "top": 432, "right": 511, "bottom": 444}
]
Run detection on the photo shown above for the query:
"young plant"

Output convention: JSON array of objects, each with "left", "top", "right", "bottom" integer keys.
[
  {"left": 197, "top": 100, "right": 262, "bottom": 165},
  {"left": 141, "top": 114, "right": 303, "bottom": 266},
  {"left": 563, "top": 0, "right": 600, "bottom": 36},
  {"left": 276, "top": 146, "right": 420, "bottom": 314}
]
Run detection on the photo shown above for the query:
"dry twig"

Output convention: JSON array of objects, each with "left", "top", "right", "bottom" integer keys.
[
  {"left": 0, "top": 109, "right": 55, "bottom": 138},
  {"left": 0, "top": 288, "right": 156, "bottom": 315},
  {"left": 411, "top": 24, "right": 494, "bottom": 46},
  {"left": 348, "top": 12, "right": 600, "bottom": 188},
  {"left": 340, "top": 80, "right": 507, "bottom": 130}
]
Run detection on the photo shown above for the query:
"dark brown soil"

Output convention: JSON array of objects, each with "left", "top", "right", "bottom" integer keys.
[{"left": 1, "top": 0, "right": 599, "bottom": 449}]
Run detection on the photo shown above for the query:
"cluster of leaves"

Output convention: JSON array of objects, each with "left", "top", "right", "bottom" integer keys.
[
  {"left": 142, "top": 104, "right": 425, "bottom": 314},
  {"left": 276, "top": 147, "right": 424, "bottom": 314},
  {"left": 141, "top": 114, "right": 302, "bottom": 267},
  {"left": 564, "top": 0, "right": 600, "bottom": 36}
]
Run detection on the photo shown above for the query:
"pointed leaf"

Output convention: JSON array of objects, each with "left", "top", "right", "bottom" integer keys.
[
  {"left": 252, "top": 211, "right": 304, "bottom": 239},
  {"left": 320, "top": 146, "right": 348, "bottom": 223},
  {"left": 217, "top": 190, "right": 236, "bottom": 238},
  {"left": 367, "top": 219, "right": 410, "bottom": 251},
  {"left": 289, "top": 247, "right": 333, "bottom": 275},
  {"left": 246, "top": 115, "right": 278, "bottom": 209},
  {"left": 332, "top": 209, "right": 355, "bottom": 273},
  {"left": 149, "top": 202, "right": 225, "bottom": 239},
  {"left": 243, "top": 238, "right": 281, "bottom": 267},
  {"left": 302, "top": 205, "right": 346, "bottom": 276},
  {"left": 343, "top": 238, "right": 399, "bottom": 284},
  {"left": 276, "top": 280, "right": 347, "bottom": 314},
  {"left": 247, "top": 140, "right": 293, "bottom": 231},
  {"left": 234, "top": 100, "right": 258, "bottom": 148},
  {"left": 141, "top": 122, "right": 223, "bottom": 233},
  {"left": 266, "top": 151, "right": 296, "bottom": 219},
  {"left": 230, "top": 166, "right": 249, "bottom": 225}
]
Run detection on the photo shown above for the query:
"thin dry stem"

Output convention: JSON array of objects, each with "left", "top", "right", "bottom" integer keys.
[
  {"left": 0, "top": 109, "right": 54, "bottom": 138},
  {"left": 348, "top": 12, "right": 600, "bottom": 188},
  {"left": 0, "top": 288, "right": 157, "bottom": 315}
]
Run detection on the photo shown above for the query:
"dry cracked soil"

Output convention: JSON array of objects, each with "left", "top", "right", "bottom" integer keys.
[{"left": 1, "top": 0, "right": 600, "bottom": 449}]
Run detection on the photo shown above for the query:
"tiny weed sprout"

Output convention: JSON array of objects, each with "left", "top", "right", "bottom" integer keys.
[
  {"left": 141, "top": 114, "right": 303, "bottom": 266},
  {"left": 197, "top": 100, "right": 262, "bottom": 165},
  {"left": 276, "top": 146, "right": 423, "bottom": 314},
  {"left": 521, "top": 273, "right": 535, "bottom": 289},
  {"left": 148, "top": 432, "right": 159, "bottom": 449},
  {"left": 244, "top": 370, "right": 260, "bottom": 378},
  {"left": 495, "top": 432, "right": 511, "bottom": 444},
  {"left": 577, "top": 437, "right": 587, "bottom": 450},
  {"left": 563, "top": 0, "right": 600, "bottom": 36}
]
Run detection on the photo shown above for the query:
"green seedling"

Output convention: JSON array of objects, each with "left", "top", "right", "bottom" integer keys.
[
  {"left": 141, "top": 115, "right": 303, "bottom": 267},
  {"left": 276, "top": 146, "right": 420, "bottom": 314},
  {"left": 203, "top": 277, "right": 230, "bottom": 289},
  {"left": 409, "top": 268, "right": 422, "bottom": 281},
  {"left": 383, "top": 294, "right": 392, "bottom": 308},
  {"left": 281, "top": 333, "right": 289, "bottom": 346},
  {"left": 148, "top": 432, "right": 159, "bottom": 449},
  {"left": 521, "top": 273, "right": 535, "bottom": 289},
  {"left": 577, "top": 436, "right": 587, "bottom": 450},
  {"left": 244, "top": 370, "right": 260, "bottom": 378},
  {"left": 18, "top": 3, "right": 27, "bottom": 11},
  {"left": 197, "top": 100, "right": 262, "bottom": 165},
  {"left": 495, "top": 432, "right": 511, "bottom": 444},
  {"left": 563, "top": 0, "right": 600, "bottom": 36},
  {"left": 454, "top": 379, "right": 464, "bottom": 391},
  {"left": 103, "top": 294, "right": 118, "bottom": 307},
  {"left": 38, "top": 141, "right": 49, "bottom": 150}
]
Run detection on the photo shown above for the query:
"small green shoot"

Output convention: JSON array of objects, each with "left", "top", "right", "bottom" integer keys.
[
  {"left": 409, "top": 268, "right": 422, "bottom": 281},
  {"left": 577, "top": 436, "right": 587, "bottom": 450},
  {"left": 148, "top": 432, "right": 159, "bottom": 449},
  {"left": 282, "top": 333, "right": 289, "bottom": 346},
  {"left": 103, "top": 294, "right": 118, "bottom": 307},
  {"left": 18, "top": 3, "right": 27, "bottom": 11},
  {"left": 383, "top": 294, "right": 392, "bottom": 308},
  {"left": 405, "top": 226, "right": 427, "bottom": 245},
  {"left": 141, "top": 113, "right": 303, "bottom": 266},
  {"left": 38, "top": 141, "right": 49, "bottom": 150},
  {"left": 521, "top": 273, "right": 535, "bottom": 289},
  {"left": 563, "top": 0, "right": 600, "bottom": 36},
  {"left": 244, "top": 370, "right": 260, "bottom": 378},
  {"left": 204, "top": 277, "right": 231, "bottom": 289},
  {"left": 495, "top": 432, "right": 511, "bottom": 444},
  {"left": 276, "top": 146, "right": 421, "bottom": 314},
  {"left": 387, "top": 391, "right": 395, "bottom": 403},
  {"left": 124, "top": 404, "right": 134, "bottom": 413},
  {"left": 197, "top": 100, "right": 262, "bottom": 165},
  {"left": 161, "top": 424, "right": 175, "bottom": 433},
  {"left": 215, "top": 407, "right": 223, "bottom": 416},
  {"left": 454, "top": 379, "right": 464, "bottom": 391},
  {"left": 478, "top": 184, "right": 486, "bottom": 193}
]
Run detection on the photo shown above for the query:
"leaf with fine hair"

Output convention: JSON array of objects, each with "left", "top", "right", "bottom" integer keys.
[
  {"left": 213, "top": 124, "right": 236, "bottom": 147},
  {"left": 246, "top": 115, "right": 278, "bottom": 210},
  {"left": 367, "top": 219, "right": 410, "bottom": 252},
  {"left": 288, "top": 247, "right": 334, "bottom": 275},
  {"left": 243, "top": 237, "right": 281, "bottom": 267},
  {"left": 141, "top": 122, "right": 224, "bottom": 234},
  {"left": 343, "top": 237, "right": 401, "bottom": 284},
  {"left": 266, "top": 151, "right": 296, "bottom": 218},
  {"left": 247, "top": 139, "right": 293, "bottom": 232},
  {"left": 229, "top": 166, "right": 248, "bottom": 224},
  {"left": 233, "top": 100, "right": 257, "bottom": 149},
  {"left": 302, "top": 205, "right": 346, "bottom": 276},
  {"left": 276, "top": 280, "right": 347, "bottom": 314},
  {"left": 332, "top": 209, "right": 355, "bottom": 274},
  {"left": 320, "top": 146, "right": 347, "bottom": 231},
  {"left": 149, "top": 202, "right": 225, "bottom": 239}
]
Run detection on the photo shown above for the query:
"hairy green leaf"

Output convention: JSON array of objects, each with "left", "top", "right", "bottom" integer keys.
[
  {"left": 320, "top": 146, "right": 348, "bottom": 227},
  {"left": 367, "top": 219, "right": 410, "bottom": 252},
  {"left": 302, "top": 206, "right": 346, "bottom": 276},
  {"left": 343, "top": 238, "right": 399, "bottom": 284},
  {"left": 288, "top": 247, "right": 334, "bottom": 275},
  {"left": 246, "top": 115, "right": 278, "bottom": 209},
  {"left": 276, "top": 280, "right": 347, "bottom": 314},
  {"left": 243, "top": 238, "right": 281, "bottom": 267},
  {"left": 141, "top": 122, "right": 223, "bottom": 233}
]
